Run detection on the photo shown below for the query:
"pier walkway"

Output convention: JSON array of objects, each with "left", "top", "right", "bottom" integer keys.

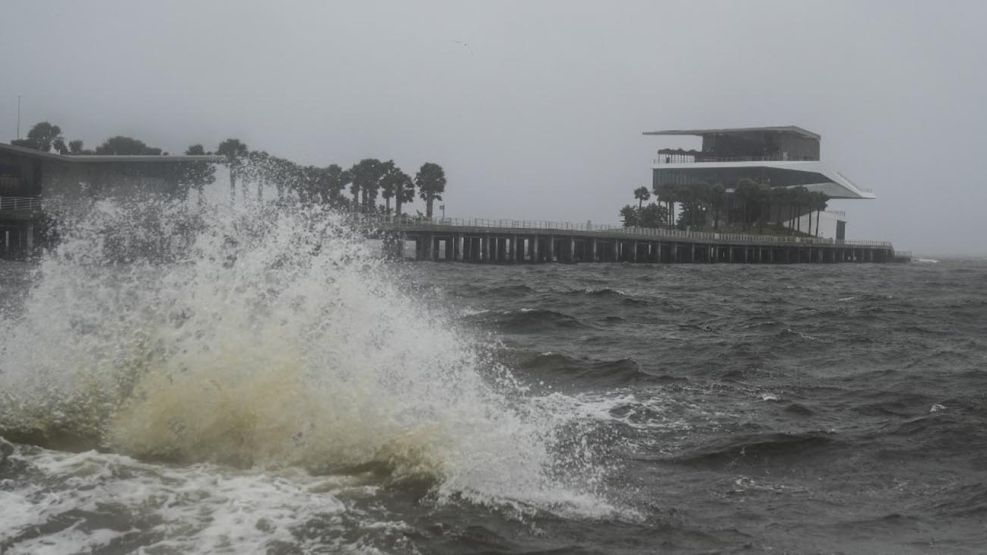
[{"left": 361, "top": 216, "right": 900, "bottom": 264}]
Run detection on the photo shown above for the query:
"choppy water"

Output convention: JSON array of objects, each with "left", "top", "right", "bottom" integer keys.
[{"left": 1, "top": 197, "right": 986, "bottom": 553}]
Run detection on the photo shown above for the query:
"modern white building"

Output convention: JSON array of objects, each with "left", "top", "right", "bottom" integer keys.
[{"left": 643, "top": 126, "right": 873, "bottom": 238}]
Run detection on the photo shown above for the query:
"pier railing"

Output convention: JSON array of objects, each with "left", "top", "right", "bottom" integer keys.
[
  {"left": 357, "top": 214, "right": 892, "bottom": 248},
  {"left": 0, "top": 196, "right": 42, "bottom": 212}
]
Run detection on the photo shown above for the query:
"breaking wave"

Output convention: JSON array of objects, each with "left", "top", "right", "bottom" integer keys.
[{"left": 0, "top": 195, "right": 612, "bottom": 516}]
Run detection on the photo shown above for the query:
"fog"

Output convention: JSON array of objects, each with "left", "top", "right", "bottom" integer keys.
[{"left": 2, "top": 0, "right": 984, "bottom": 255}]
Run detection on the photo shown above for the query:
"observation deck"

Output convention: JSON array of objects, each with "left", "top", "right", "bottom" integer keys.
[{"left": 644, "top": 126, "right": 875, "bottom": 200}]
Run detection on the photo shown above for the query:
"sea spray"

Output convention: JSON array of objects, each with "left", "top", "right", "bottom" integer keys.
[{"left": 0, "top": 194, "right": 612, "bottom": 515}]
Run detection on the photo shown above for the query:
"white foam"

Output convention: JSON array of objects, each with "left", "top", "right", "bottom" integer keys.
[
  {"left": 1, "top": 446, "right": 358, "bottom": 553},
  {"left": 0, "top": 193, "right": 620, "bottom": 551}
]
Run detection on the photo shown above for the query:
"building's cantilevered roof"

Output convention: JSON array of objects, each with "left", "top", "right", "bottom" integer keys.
[
  {"left": 0, "top": 142, "right": 225, "bottom": 163},
  {"left": 652, "top": 159, "right": 875, "bottom": 199},
  {"left": 643, "top": 126, "right": 821, "bottom": 141}
]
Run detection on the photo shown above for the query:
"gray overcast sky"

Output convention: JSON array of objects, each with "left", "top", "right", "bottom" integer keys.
[{"left": 2, "top": 0, "right": 984, "bottom": 255}]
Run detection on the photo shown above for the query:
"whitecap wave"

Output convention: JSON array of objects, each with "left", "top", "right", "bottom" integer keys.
[{"left": 0, "top": 194, "right": 614, "bottom": 519}]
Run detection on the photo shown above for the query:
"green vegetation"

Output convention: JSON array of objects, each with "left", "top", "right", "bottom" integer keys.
[
  {"left": 415, "top": 162, "right": 446, "bottom": 219},
  {"left": 12, "top": 121, "right": 446, "bottom": 216},
  {"left": 181, "top": 144, "right": 215, "bottom": 203},
  {"left": 620, "top": 180, "right": 830, "bottom": 237},
  {"left": 11, "top": 122, "right": 66, "bottom": 153},
  {"left": 94, "top": 136, "right": 163, "bottom": 155},
  {"left": 619, "top": 202, "right": 668, "bottom": 228}
]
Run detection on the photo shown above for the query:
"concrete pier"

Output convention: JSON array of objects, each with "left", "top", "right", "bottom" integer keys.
[{"left": 368, "top": 216, "right": 899, "bottom": 265}]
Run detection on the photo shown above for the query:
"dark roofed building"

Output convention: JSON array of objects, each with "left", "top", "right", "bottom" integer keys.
[{"left": 0, "top": 142, "right": 223, "bottom": 258}]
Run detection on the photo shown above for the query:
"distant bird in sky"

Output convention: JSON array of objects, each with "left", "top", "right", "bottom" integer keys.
[{"left": 453, "top": 40, "right": 473, "bottom": 54}]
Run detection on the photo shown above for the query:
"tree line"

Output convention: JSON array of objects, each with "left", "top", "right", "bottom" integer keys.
[
  {"left": 620, "top": 180, "right": 830, "bottom": 237},
  {"left": 11, "top": 121, "right": 447, "bottom": 218}
]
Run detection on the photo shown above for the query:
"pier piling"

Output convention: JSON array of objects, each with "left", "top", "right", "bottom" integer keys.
[{"left": 375, "top": 217, "right": 897, "bottom": 265}]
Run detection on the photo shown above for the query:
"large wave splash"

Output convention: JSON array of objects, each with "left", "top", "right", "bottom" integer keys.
[{"left": 0, "top": 195, "right": 609, "bottom": 515}]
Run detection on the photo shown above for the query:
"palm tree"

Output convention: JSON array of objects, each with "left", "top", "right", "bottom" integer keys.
[
  {"left": 653, "top": 183, "right": 680, "bottom": 228},
  {"left": 245, "top": 150, "right": 270, "bottom": 200},
  {"left": 378, "top": 160, "right": 399, "bottom": 214},
  {"left": 675, "top": 183, "right": 710, "bottom": 230},
  {"left": 347, "top": 162, "right": 361, "bottom": 209},
  {"left": 380, "top": 162, "right": 413, "bottom": 216},
  {"left": 301, "top": 166, "right": 322, "bottom": 204},
  {"left": 782, "top": 187, "right": 797, "bottom": 233},
  {"left": 619, "top": 205, "right": 639, "bottom": 227},
  {"left": 812, "top": 192, "right": 829, "bottom": 237},
  {"left": 416, "top": 162, "right": 446, "bottom": 219},
  {"left": 792, "top": 187, "right": 810, "bottom": 234},
  {"left": 338, "top": 168, "right": 353, "bottom": 209},
  {"left": 639, "top": 203, "right": 668, "bottom": 228},
  {"left": 651, "top": 183, "right": 666, "bottom": 221},
  {"left": 216, "top": 138, "right": 249, "bottom": 200},
  {"left": 183, "top": 144, "right": 216, "bottom": 204},
  {"left": 392, "top": 171, "right": 414, "bottom": 217},
  {"left": 634, "top": 186, "right": 650, "bottom": 209},
  {"left": 754, "top": 182, "right": 772, "bottom": 232},
  {"left": 709, "top": 184, "right": 726, "bottom": 230},
  {"left": 735, "top": 179, "right": 758, "bottom": 230},
  {"left": 320, "top": 164, "right": 346, "bottom": 205},
  {"left": 349, "top": 158, "right": 388, "bottom": 212},
  {"left": 769, "top": 187, "right": 787, "bottom": 228}
]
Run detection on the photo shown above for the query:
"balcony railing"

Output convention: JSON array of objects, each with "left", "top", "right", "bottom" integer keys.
[
  {"left": 0, "top": 196, "right": 42, "bottom": 211},
  {"left": 654, "top": 154, "right": 818, "bottom": 165}
]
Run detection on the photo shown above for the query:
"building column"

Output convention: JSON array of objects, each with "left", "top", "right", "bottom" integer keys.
[{"left": 395, "top": 234, "right": 406, "bottom": 259}]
